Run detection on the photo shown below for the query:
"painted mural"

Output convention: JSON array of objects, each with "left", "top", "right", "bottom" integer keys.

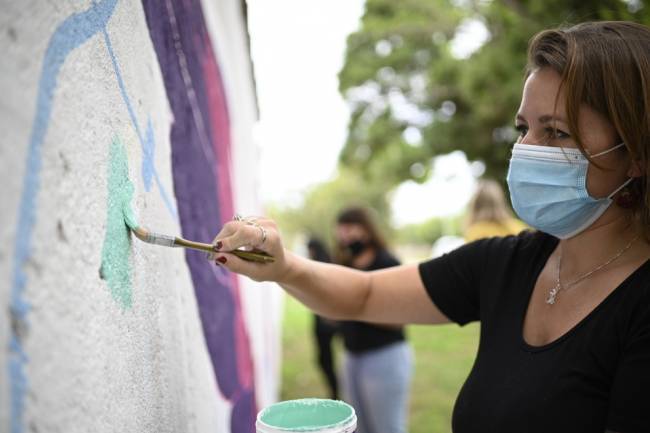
[
  {"left": 2, "top": 0, "right": 273, "bottom": 432},
  {"left": 142, "top": 0, "right": 257, "bottom": 429}
]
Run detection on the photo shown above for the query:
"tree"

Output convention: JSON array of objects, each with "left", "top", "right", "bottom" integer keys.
[
  {"left": 338, "top": 0, "right": 650, "bottom": 184},
  {"left": 272, "top": 0, "right": 650, "bottom": 243},
  {"left": 268, "top": 167, "right": 394, "bottom": 251}
]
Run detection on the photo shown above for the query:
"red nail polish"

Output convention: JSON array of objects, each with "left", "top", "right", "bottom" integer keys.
[
  {"left": 217, "top": 256, "right": 227, "bottom": 264},
  {"left": 214, "top": 241, "right": 223, "bottom": 251}
]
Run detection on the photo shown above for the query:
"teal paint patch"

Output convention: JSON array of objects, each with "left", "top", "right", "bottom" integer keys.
[
  {"left": 100, "top": 136, "right": 135, "bottom": 309},
  {"left": 122, "top": 198, "right": 139, "bottom": 230},
  {"left": 258, "top": 399, "right": 355, "bottom": 431}
]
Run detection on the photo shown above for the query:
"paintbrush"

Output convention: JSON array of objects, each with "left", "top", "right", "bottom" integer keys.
[{"left": 122, "top": 204, "right": 274, "bottom": 263}]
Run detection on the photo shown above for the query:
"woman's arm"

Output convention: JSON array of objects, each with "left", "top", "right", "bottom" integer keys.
[
  {"left": 211, "top": 218, "right": 450, "bottom": 325},
  {"left": 280, "top": 253, "right": 450, "bottom": 324}
]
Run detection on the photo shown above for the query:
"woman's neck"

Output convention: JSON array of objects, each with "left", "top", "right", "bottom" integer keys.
[
  {"left": 352, "top": 247, "right": 377, "bottom": 270},
  {"left": 559, "top": 211, "right": 644, "bottom": 271}
]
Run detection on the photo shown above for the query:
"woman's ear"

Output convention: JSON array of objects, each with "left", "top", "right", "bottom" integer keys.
[{"left": 627, "top": 159, "right": 644, "bottom": 178}]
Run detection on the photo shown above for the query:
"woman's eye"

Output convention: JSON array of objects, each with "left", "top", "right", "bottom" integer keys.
[
  {"left": 515, "top": 124, "right": 528, "bottom": 136},
  {"left": 544, "top": 127, "right": 570, "bottom": 140}
]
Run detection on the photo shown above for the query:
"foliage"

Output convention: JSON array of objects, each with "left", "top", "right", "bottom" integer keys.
[
  {"left": 338, "top": 0, "right": 650, "bottom": 184},
  {"left": 272, "top": 0, "right": 650, "bottom": 244},
  {"left": 268, "top": 168, "right": 395, "bottom": 251},
  {"left": 395, "top": 213, "right": 464, "bottom": 245}
]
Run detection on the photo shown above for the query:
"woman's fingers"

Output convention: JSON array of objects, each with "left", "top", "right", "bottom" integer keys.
[
  {"left": 212, "top": 252, "right": 266, "bottom": 281},
  {"left": 211, "top": 221, "right": 237, "bottom": 246},
  {"left": 210, "top": 217, "right": 285, "bottom": 281},
  {"left": 213, "top": 249, "right": 286, "bottom": 282},
  {"left": 214, "top": 221, "right": 268, "bottom": 253},
  {"left": 212, "top": 218, "right": 280, "bottom": 255},
  {"left": 209, "top": 222, "right": 236, "bottom": 260}
]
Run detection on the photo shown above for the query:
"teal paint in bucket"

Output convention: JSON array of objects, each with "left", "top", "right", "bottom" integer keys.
[{"left": 256, "top": 399, "right": 356, "bottom": 433}]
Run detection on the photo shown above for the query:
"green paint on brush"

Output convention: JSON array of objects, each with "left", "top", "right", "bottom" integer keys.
[
  {"left": 258, "top": 399, "right": 355, "bottom": 431},
  {"left": 100, "top": 136, "right": 135, "bottom": 309}
]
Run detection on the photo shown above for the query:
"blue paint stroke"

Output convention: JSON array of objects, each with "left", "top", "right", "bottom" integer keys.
[
  {"left": 102, "top": 28, "right": 177, "bottom": 218},
  {"left": 10, "top": 1, "right": 179, "bottom": 432},
  {"left": 9, "top": 3, "right": 118, "bottom": 432},
  {"left": 143, "top": 118, "right": 155, "bottom": 190}
]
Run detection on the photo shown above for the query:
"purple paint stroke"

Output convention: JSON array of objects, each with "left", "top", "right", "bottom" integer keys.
[{"left": 141, "top": 0, "right": 256, "bottom": 431}]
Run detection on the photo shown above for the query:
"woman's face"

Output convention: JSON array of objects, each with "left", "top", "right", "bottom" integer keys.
[
  {"left": 515, "top": 67, "right": 633, "bottom": 199},
  {"left": 335, "top": 223, "right": 369, "bottom": 246}
]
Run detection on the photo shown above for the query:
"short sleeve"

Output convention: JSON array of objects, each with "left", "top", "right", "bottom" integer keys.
[
  {"left": 606, "top": 294, "right": 650, "bottom": 432},
  {"left": 418, "top": 239, "right": 490, "bottom": 326}
]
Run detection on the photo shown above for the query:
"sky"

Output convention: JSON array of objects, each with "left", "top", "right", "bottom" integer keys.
[{"left": 246, "top": 1, "right": 490, "bottom": 227}]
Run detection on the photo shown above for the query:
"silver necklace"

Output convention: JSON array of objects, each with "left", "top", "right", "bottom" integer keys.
[{"left": 546, "top": 235, "right": 640, "bottom": 305}]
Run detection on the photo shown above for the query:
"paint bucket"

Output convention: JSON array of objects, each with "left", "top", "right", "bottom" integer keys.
[{"left": 256, "top": 399, "right": 356, "bottom": 433}]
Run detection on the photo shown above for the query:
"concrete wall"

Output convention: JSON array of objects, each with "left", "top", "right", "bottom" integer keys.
[
  {"left": 0, "top": 1, "right": 280, "bottom": 432},
  {"left": 200, "top": 0, "right": 283, "bottom": 409}
]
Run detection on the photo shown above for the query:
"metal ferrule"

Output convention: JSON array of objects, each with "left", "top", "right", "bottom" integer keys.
[{"left": 145, "top": 232, "right": 177, "bottom": 247}]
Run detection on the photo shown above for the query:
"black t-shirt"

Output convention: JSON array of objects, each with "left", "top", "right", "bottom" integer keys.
[
  {"left": 341, "top": 249, "right": 405, "bottom": 353},
  {"left": 418, "top": 231, "right": 650, "bottom": 433}
]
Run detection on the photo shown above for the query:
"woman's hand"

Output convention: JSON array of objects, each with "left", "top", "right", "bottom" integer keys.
[{"left": 210, "top": 217, "right": 292, "bottom": 282}]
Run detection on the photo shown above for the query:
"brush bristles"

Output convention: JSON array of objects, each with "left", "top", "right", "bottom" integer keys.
[{"left": 131, "top": 226, "right": 150, "bottom": 242}]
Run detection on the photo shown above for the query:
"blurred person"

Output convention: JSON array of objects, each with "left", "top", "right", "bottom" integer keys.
[
  {"left": 307, "top": 237, "right": 340, "bottom": 400},
  {"left": 212, "top": 21, "right": 650, "bottom": 432},
  {"left": 464, "top": 179, "right": 527, "bottom": 242},
  {"left": 332, "top": 207, "right": 412, "bottom": 433},
  {"left": 430, "top": 234, "right": 465, "bottom": 258}
]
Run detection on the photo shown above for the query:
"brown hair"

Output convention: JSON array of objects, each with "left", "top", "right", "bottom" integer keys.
[
  {"left": 527, "top": 21, "right": 650, "bottom": 239},
  {"left": 466, "top": 180, "right": 515, "bottom": 227},
  {"left": 335, "top": 206, "right": 388, "bottom": 264}
]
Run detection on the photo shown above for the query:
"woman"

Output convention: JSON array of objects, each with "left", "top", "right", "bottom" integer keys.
[
  {"left": 333, "top": 207, "right": 411, "bottom": 433},
  {"left": 464, "top": 179, "right": 527, "bottom": 242},
  {"left": 211, "top": 21, "right": 650, "bottom": 433}
]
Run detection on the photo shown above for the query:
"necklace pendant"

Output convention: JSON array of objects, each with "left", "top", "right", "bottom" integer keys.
[{"left": 546, "top": 285, "right": 560, "bottom": 305}]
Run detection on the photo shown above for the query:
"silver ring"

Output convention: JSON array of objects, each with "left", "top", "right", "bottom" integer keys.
[
  {"left": 246, "top": 220, "right": 267, "bottom": 245},
  {"left": 257, "top": 224, "right": 267, "bottom": 245}
]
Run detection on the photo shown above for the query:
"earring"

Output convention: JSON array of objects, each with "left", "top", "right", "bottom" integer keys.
[{"left": 616, "top": 187, "right": 636, "bottom": 208}]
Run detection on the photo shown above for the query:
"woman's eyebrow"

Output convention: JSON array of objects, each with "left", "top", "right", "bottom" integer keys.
[
  {"left": 515, "top": 113, "right": 568, "bottom": 123},
  {"left": 538, "top": 114, "right": 568, "bottom": 123}
]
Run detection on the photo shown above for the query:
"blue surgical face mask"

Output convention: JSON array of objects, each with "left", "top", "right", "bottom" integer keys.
[{"left": 506, "top": 142, "right": 631, "bottom": 239}]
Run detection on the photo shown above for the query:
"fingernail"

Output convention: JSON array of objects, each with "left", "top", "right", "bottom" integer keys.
[
  {"left": 216, "top": 256, "right": 227, "bottom": 264},
  {"left": 214, "top": 241, "right": 223, "bottom": 251}
]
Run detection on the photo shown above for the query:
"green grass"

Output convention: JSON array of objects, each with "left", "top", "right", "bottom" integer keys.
[{"left": 280, "top": 296, "right": 480, "bottom": 433}]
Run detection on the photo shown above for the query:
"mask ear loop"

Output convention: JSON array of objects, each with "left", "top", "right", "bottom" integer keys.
[
  {"left": 607, "top": 177, "right": 634, "bottom": 199},
  {"left": 591, "top": 142, "right": 626, "bottom": 158},
  {"left": 588, "top": 142, "right": 632, "bottom": 199}
]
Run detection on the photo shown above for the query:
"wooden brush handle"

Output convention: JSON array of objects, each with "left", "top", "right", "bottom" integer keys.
[{"left": 174, "top": 238, "right": 275, "bottom": 263}]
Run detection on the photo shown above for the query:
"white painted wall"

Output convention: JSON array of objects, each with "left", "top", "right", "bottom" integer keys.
[{"left": 0, "top": 0, "right": 279, "bottom": 431}]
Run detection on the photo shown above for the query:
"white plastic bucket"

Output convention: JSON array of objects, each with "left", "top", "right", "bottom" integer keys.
[{"left": 256, "top": 399, "right": 357, "bottom": 433}]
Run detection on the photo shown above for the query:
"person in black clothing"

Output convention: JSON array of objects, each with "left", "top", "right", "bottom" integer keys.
[
  {"left": 307, "top": 237, "right": 340, "bottom": 400},
  {"left": 334, "top": 207, "right": 411, "bottom": 433},
  {"left": 212, "top": 21, "right": 650, "bottom": 433}
]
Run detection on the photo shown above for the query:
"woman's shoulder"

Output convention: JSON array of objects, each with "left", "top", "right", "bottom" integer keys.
[
  {"left": 619, "top": 260, "right": 650, "bottom": 314},
  {"left": 425, "top": 229, "right": 554, "bottom": 274}
]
